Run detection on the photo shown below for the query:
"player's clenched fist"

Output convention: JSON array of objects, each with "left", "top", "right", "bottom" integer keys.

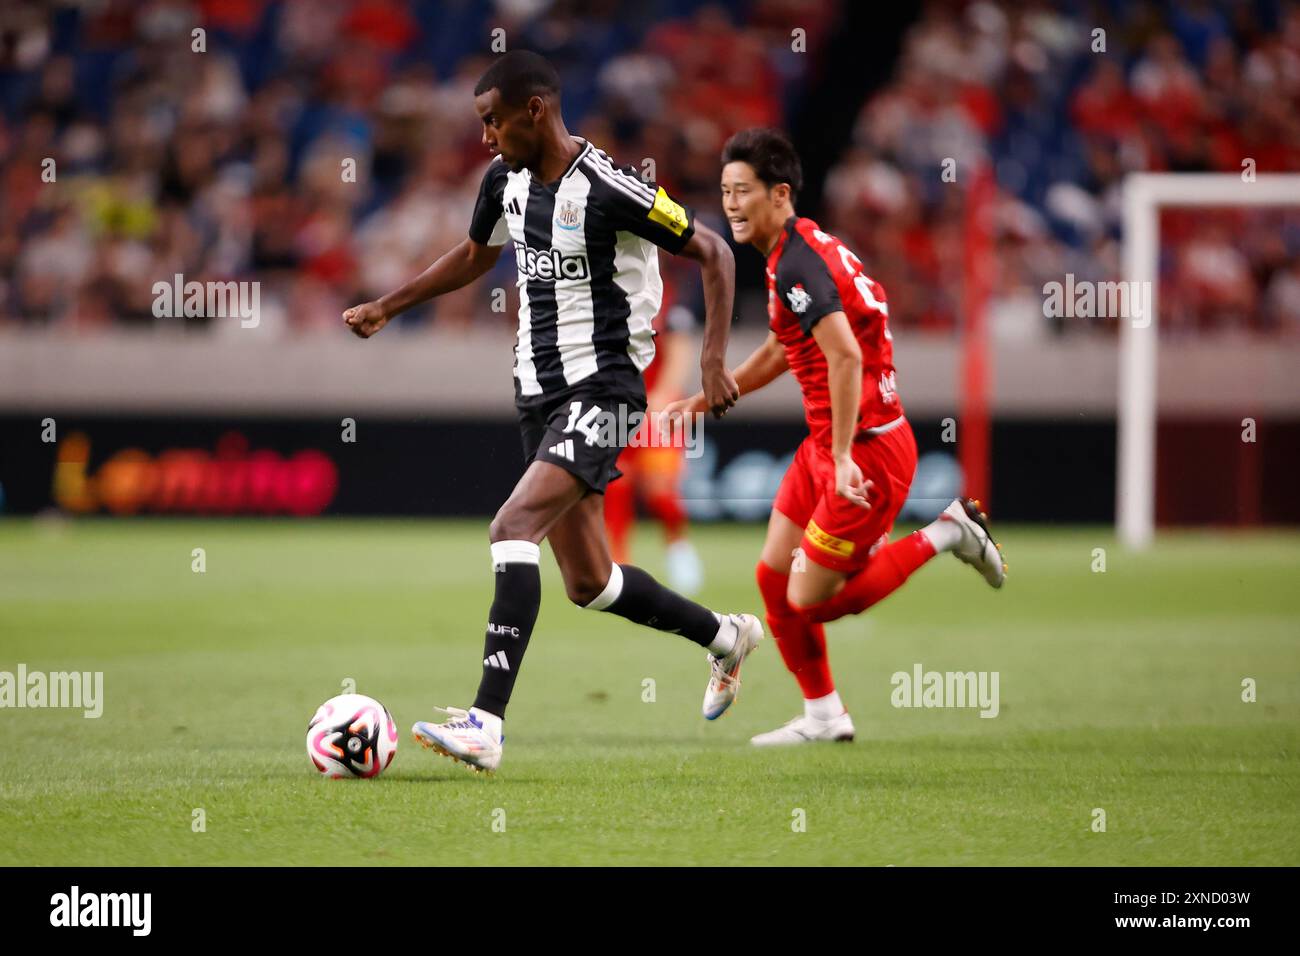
[
  {"left": 701, "top": 364, "right": 740, "bottom": 419},
  {"left": 344, "top": 301, "right": 390, "bottom": 338}
]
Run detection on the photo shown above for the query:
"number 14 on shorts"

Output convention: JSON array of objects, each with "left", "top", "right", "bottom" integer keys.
[{"left": 562, "top": 401, "right": 607, "bottom": 447}]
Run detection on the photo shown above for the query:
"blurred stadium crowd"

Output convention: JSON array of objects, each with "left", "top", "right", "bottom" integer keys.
[
  {"left": 1, "top": 0, "right": 1297, "bottom": 337},
  {"left": 824, "top": 0, "right": 1300, "bottom": 338}
]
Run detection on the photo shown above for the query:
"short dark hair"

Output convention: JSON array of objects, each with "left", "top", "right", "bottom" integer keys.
[
  {"left": 474, "top": 50, "right": 561, "bottom": 107},
  {"left": 721, "top": 128, "right": 803, "bottom": 203}
]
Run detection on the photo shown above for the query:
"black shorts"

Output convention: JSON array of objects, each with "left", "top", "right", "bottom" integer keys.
[{"left": 517, "top": 374, "right": 647, "bottom": 494}]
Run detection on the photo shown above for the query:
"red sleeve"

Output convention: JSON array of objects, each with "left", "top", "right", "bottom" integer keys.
[{"left": 775, "top": 232, "right": 843, "bottom": 335}]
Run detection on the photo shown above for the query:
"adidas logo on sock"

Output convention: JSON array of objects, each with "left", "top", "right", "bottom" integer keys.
[
  {"left": 483, "top": 650, "right": 510, "bottom": 670},
  {"left": 547, "top": 438, "right": 575, "bottom": 462}
]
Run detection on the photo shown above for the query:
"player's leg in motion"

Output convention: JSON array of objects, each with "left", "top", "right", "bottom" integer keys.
[
  {"left": 787, "top": 527, "right": 935, "bottom": 623},
  {"left": 753, "top": 425, "right": 1007, "bottom": 746},
  {"left": 413, "top": 460, "right": 761, "bottom": 772},
  {"left": 788, "top": 422, "right": 1006, "bottom": 624},
  {"left": 412, "top": 461, "right": 586, "bottom": 773},
  {"left": 548, "top": 492, "right": 760, "bottom": 720},
  {"left": 750, "top": 442, "right": 855, "bottom": 746},
  {"left": 787, "top": 498, "right": 1004, "bottom": 629}
]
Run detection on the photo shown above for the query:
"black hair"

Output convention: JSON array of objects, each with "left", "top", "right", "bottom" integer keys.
[
  {"left": 474, "top": 50, "right": 561, "bottom": 107},
  {"left": 721, "top": 127, "right": 803, "bottom": 203}
]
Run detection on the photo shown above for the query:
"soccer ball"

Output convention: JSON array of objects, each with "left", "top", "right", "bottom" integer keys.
[{"left": 306, "top": 694, "right": 397, "bottom": 778}]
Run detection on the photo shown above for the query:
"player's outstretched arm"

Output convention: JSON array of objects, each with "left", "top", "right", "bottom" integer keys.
[
  {"left": 812, "top": 310, "right": 871, "bottom": 509},
  {"left": 732, "top": 331, "right": 789, "bottom": 397},
  {"left": 678, "top": 223, "right": 739, "bottom": 417},
  {"left": 343, "top": 238, "right": 504, "bottom": 338}
]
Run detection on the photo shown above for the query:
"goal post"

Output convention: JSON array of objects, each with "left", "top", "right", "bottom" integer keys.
[{"left": 1118, "top": 172, "right": 1300, "bottom": 550}]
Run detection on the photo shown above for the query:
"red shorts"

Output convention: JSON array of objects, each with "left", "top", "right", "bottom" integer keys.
[{"left": 772, "top": 417, "right": 917, "bottom": 574}]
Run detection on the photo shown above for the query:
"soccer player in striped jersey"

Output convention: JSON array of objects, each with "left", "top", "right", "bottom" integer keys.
[
  {"left": 343, "top": 51, "right": 761, "bottom": 773},
  {"left": 663, "top": 128, "right": 1006, "bottom": 747}
]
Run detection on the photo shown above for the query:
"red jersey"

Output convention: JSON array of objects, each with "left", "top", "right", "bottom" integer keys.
[{"left": 766, "top": 216, "right": 902, "bottom": 451}]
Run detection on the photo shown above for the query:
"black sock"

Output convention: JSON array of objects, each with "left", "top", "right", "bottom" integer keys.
[
  {"left": 472, "top": 541, "right": 542, "bottom": 720},
  {"left": 586, "top": 564, "right": 719, "bottom": 648}
]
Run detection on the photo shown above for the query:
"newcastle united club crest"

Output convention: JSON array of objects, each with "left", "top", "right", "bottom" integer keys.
[{"left": 555, "top": 199, "right": 583, "bottom": 231}]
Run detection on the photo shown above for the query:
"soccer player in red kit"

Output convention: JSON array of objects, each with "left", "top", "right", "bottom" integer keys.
[{"left": 663, "top": 128, "right": 1006, "bottom": 745}]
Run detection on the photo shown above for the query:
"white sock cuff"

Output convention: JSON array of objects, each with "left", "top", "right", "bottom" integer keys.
[
  {"left": 919, "top": 524, "right": 942, "bottom": 553},
  {"left": 469, "top": 707, "right": 503, "bottom": 739},
  {"left": 920, "top": 518, "right": 961, "bottom": 553},
  {"left": 805, "top": 690, "right": 844, "bottom": 721},
  {"left": 490, "top": 540, "right": 541, "bottom": 567},
  {"left": 707, "top": 612, "right": 737, "bottom": 656},
  {"left": 584, "top": 563, "right": 624, "bottom": 611}
]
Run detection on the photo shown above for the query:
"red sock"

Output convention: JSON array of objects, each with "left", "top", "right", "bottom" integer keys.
[
  {"left": 603, "top": 472, "right": 634, "bottom": 565},
  {"left": 756, "top": 561, "right": 835, "bottom": 699},
  {"left": 644, "top": 490, "right": 686, "bottom": 539},
  {"left": 799, "top": 530, "right": 937, "bottom": 624}
]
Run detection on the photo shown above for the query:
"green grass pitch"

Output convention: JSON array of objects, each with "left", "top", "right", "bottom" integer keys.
[{"left": 0, "top": 517, "right": 1296, "bottom": 866}]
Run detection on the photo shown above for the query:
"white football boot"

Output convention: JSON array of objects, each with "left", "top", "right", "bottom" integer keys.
[
  {"left": 940, "top": 498, "right": 1006, "bottom": 588},
  {"left": 751, "top": 711, "right": 856, "bottom": 746},
  {"left": 702, "top": 613, "right": 764, "bottom": 720},
  {"left": 412, "top": 706, "right": 502, "bottom": 774}
]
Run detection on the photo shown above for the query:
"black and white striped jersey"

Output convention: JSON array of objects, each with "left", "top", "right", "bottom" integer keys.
[{"left": 467, "top": 138, "right": 696, "bottom": 405}]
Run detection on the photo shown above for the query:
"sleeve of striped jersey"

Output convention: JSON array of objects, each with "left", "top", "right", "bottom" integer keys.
[
  {"left": 777, "top": 241, "right": 843, "bottom": 336},
  {"left": 588, "top": 156, "right": 696, "bottom": 254},
  {"left": 468, "top": 159, "right": 510, "bottom": 247}
]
